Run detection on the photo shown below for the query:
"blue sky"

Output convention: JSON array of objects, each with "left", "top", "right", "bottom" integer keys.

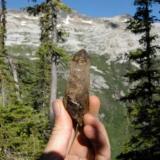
[{"left": 7, "top": 0, "right": 159, "bottom": 18}]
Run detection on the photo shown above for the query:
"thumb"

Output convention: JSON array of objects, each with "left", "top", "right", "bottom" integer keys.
[{"left": 44, "top": 100, "right": 73, "bottom": 157}]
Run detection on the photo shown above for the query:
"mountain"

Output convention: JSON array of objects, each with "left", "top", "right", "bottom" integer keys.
[
  {"left": 6, "top": 10, "right": 160, "bottom": 159},
  {"left": 6, "top": 10, "right": 160, "bottom": 59}
]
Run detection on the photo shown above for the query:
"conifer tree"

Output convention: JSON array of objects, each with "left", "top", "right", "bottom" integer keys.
[
  {"left": 0, "top": 0, "right": 16, "bottom": 105},
  {"left": 0, "top": 0, "right": 21, "bottom": 105},
  {"left": 0, "top": 104, "right": 49, "bottom": 159},
  {"left": 118, "top": 0, "right": 160, "bottom": 159},
  {"left": 27, "top": 0, "right": 70, "bottom": 116},
  {"left": 0, "top": 0, "right": 7, "bottom": 106}
]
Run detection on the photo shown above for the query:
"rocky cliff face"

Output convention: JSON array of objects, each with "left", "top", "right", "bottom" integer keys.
[
  {"left": 6, "top": 11, "right": 40, "bottom": 46},
  {"left": 6, "top": 10, "right": 160, "bottom": 61}
]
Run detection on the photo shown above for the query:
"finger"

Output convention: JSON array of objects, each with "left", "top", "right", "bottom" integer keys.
[
  {"left": 89, "top": 96, "right": 100, "bottom": 116},
  {"left": 84, "top": 114, "right": 111, "bottom": 160},
  {"left": 45, "top": 100, "right": 73, "bottom": 157}
]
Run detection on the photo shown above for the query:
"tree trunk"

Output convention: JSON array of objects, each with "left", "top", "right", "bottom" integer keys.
[
  {"left": 0, "top": 0, "right": 6, "bottom": 107},
  {"left": 1, "top": 78, "right": 5, "bottom": 107},
  {"left": 7, "top": 56, "right": 21, "bottom": 102},
  {"left": 49, "top": 0, "right": 58, "bottom": 121},
  {"left": 50, "top": 57, "right": 57, "bottom": 120}
]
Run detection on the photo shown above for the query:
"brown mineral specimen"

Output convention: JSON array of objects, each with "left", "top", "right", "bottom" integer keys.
[{"left": 63, "top": 49, "right": 90, "bottom": 127}]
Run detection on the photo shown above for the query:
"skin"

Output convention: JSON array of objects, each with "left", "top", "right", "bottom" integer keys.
[{"left": 44, "top": 96, "right": 111, "bottom": 160}]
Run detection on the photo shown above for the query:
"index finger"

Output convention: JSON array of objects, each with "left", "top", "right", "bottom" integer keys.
[{"left": 88, "top": 96, "right": 100, "bottom": 116}]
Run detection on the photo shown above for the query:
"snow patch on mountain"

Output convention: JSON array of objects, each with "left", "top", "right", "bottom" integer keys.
[{"left": 6, "top": 11, "right": 40, "bottom": 46}]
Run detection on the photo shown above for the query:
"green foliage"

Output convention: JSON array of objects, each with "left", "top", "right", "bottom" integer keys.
[
  {"left": 0, "top": 0, "right": 17, "bottom": 106},
  {"left": 37, "top": 42, "right": 71, "bottom": 61},
  {"left": 0, "top": 0, "right": 7, "bottom": 97},
  {"left": 118, "top": 0, "right": 160, "bottom": 160},
  {"left": 26, "top": 0, "right": 70, "bottom": 110},
  {"left": 31, "top": 44, "right": 51, "bottom": 109},
  {"left": 26, "top": 0, "right": 72, "bottom": 16},
  {"left": 0, "top": 0, "right": 7, "bottom": 69},
  {"left": 55, "top": 0, "right": 72, "bottom": 13},
  {"left": 0, "top": 105, "right": 49, "bottom": 160}
]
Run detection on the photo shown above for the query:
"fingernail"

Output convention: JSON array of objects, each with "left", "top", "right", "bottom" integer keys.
[{"left": 53, "top": 100, "right": 61, "bottom": 116}]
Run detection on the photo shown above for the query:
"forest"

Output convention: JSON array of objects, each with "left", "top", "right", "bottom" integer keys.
[{"left": 0, "top": 0, "right": 160, "bottom": 160}]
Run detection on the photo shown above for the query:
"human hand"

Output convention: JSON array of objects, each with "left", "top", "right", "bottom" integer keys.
[{"left": 43, "top": 96, "right": 111, "bottom": 160}]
